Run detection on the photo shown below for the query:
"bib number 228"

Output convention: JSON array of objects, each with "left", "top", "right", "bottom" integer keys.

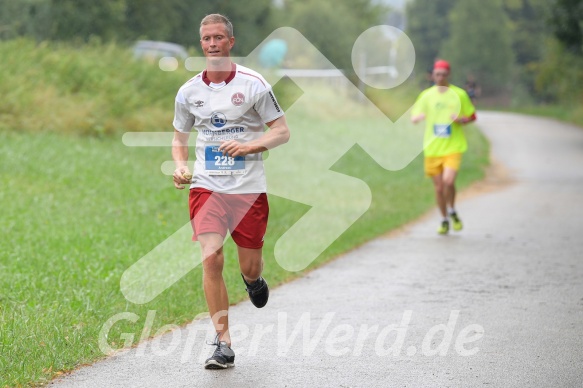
[
  {"left": 214, "top": 155, "right": 236, "bottom": 166},
  {"left": 205, "top": 145, "right": 245, "bottom": 175}
]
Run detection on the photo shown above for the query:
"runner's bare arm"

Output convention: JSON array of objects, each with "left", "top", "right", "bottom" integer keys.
[
  {"left": 172, "top": 129, "right": 192, "bottom": 189},
  {"left": 451, "top": 112, "right": 477, "bottom": 124},
  {"left": 219, "top": 115, "right": 290, "bottom": 157},
  {"left": 411, "top": 113, "right": 426, "bottom": 124}
]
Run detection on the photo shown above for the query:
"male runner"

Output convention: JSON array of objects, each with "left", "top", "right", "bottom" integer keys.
[
  {"left": 171, "top": 14, "right": 290, "bottom": 369},
  {"left": 411, "top": 60, "right": 476, "bottom": 234}
]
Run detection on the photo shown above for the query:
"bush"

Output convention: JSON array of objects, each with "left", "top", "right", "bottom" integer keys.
[
  {"left": 534, "top": 38, "right": 583, "bottom": 104},
  {"left": 0, "top": 39, "right": 191, "bottom": 136}
]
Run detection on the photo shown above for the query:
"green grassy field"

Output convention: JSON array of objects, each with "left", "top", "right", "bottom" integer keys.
[{"left": 0, "top": 40, "right": 490, "bottom": 386}]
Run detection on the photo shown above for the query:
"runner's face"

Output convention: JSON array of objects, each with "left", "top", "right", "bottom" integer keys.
[
  {"left": 432, "top": 69, "right": 449, "bottom": 86},
  {"left": 200, "top": 23, "right": 234, "bottom": 63}
]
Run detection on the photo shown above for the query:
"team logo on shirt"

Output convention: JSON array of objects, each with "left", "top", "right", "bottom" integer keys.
[
  {"left": 231, "top": 92, "right": 245, "bottom": 106},
  {"left": 211, "top": 112, "right": 227, "bottom": 128}
]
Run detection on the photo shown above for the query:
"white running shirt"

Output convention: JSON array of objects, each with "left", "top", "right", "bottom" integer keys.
[{"left": 173, "top": 63, "right": 284, "bottom": 194}]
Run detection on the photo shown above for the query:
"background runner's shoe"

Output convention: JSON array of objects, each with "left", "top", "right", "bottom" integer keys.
[
  {"left": 437, "top": 220, "right": 449, "bottom": 235},
  {"left": 205, "top": 334, "right": 235, "bottom": 369},
  {"left": 242, "top": 274, "right": 269, "bottom": 308},
  {"left": 450, "top": 212, "right": 463, "bottom": 231}
]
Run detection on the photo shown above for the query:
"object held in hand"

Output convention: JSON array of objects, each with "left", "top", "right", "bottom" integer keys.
[{"left": 182, "top": 172, "right": 193, "bottom": 181}]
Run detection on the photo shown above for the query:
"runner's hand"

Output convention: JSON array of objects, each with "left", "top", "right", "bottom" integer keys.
[
  {"left": 451, "top": 114, "right": 468, "bottom": 124},
  {"left": 173, "top": 167, "right": 192, "bottom": 190},
  {"left": 219, "top": 140, "right": 252, "bottom": 157}
]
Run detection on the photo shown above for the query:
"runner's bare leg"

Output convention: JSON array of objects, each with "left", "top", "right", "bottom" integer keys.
[
  {"left": 238, "top": 246, "right": 264, "bottom": 283},
  {"left": 199, "top": 232, "right": 231, "bottom": 346},
  {"left": 442, "top": 167, "right": 458, "bottom": 211},
  {"left": 432, "top": 174, "right": 447, "bottom": 218}
]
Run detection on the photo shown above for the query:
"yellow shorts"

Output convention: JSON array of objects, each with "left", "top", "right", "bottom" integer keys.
[{"left": 424, "top": 153, "right": 462, "bottom": 176}]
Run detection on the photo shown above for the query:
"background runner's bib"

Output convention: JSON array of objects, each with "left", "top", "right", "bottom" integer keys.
[
  {"left": 204, "top": 145, "right": 245, "bottom": 175},
  {"left": 433, "top": 124, "right": 452, "bottom": 138}
]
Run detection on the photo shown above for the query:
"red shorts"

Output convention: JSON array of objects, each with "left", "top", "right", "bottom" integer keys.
[{"left": 189, "top": 188, "right": 269, "bottom": 249}]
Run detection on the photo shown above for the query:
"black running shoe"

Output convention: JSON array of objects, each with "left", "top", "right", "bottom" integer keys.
[
  {"left": 241, "top": 274, "right": 269, "bottom": 308},
  {"left": 204, "top": 333, "right": 235, "bottom": 370}
]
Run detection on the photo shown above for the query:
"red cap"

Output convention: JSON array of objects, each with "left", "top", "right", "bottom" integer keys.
[{"left": 433, "top": 60, "right": 450, "bottom": 71}]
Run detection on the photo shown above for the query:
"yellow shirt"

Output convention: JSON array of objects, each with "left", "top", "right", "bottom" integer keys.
[{"left": 412, "top": 84, "right": 476, "bottom": 157}]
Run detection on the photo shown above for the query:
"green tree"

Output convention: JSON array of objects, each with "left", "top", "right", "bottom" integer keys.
[
  {"left": 440, "top": 0, "right": 514, "bottom": 93},
  {"left": 534, "top": 37, "right": 583, "bottom": 102},
  {"left": 503, "top": 0, "right": 548, "bottom": 66},
  {"left": 274, "top": 0, "right": 388, "bottom": 70},
  {"left": 0, "top": 0, "right": 277, "bottom": 56},
  {"left": 120, "top": 0, "right": 275, "bottom": 56},
  {"left": 49, "top": 0, "right": 127, "bottom": 42},
  {"left": 502, "top": 0, "right": 549, "bottom": 97},
  {"left": 0, "top": 0, "right": 51, "bottom": 40},
  {"left": 405, "top": 0, "right": 456, "bottom": 75},
  {"left": 211, "top": 0, "right": 275, "bottom": 56},
  {"left": 548, "top": 0, "right": 583, "bottom": 55},
  {"left": 123, "top": 0, "right": 181, "bottom": 43},
  {"left": 533, "top": 0, "right": 583, "bottom": 103}
]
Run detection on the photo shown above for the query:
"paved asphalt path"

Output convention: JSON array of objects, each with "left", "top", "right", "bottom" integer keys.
[{"left": 51, "top": 112, "right": 583, "bottom": 387}]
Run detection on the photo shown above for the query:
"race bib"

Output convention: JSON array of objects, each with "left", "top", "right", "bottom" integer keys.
[
  {"left": 204, "top": 145, "right": 246, "bottom": 175},
  {"left": 433, "top": 124, "right": 452, "bottom": 138}
]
